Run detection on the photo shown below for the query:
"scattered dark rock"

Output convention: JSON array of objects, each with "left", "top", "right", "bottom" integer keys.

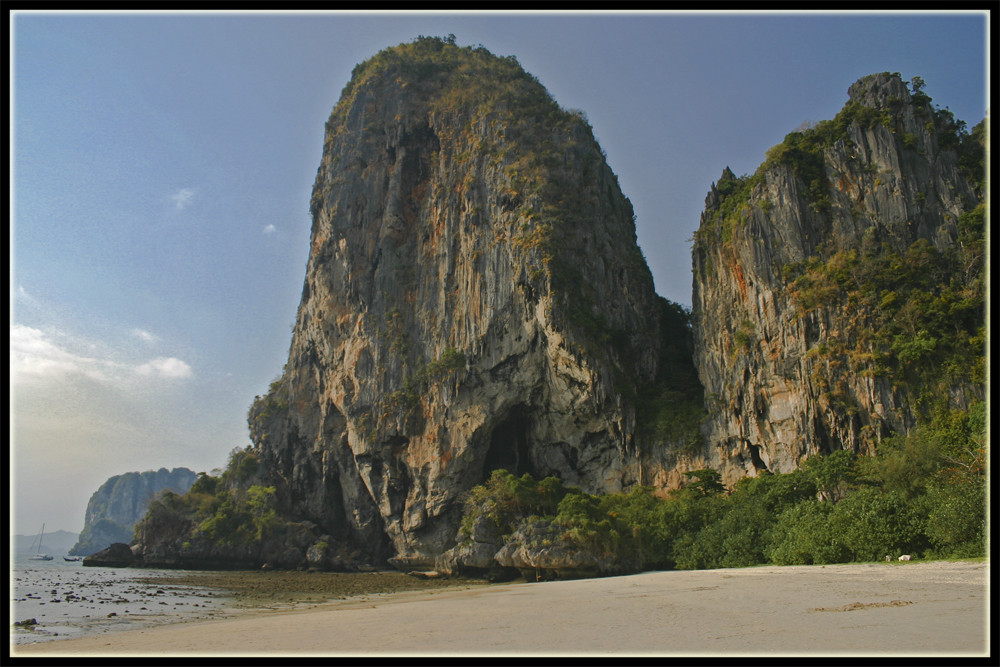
[{"left": 83, "top": 542, "right": 137, "bottom": 568}]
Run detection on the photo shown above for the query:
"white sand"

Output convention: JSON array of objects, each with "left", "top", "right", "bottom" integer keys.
[{"left": 12, "top": 560, "right": 989, "bottom": 657}]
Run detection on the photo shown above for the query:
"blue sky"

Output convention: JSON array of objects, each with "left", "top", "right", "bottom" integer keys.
[{"left": 10, "top": 10, "right": 988, "bottom": 535}]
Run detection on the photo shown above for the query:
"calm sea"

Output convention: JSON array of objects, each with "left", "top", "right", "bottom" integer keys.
[{"left": 10, "top": 555, "right": 236, "bottom": 646}]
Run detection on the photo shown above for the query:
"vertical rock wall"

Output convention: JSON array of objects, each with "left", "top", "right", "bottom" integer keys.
[
  {"left": 691, "top": 72, "right": 983, "bottom": 485},
  {"left": 248, "top": 39, "right": 667, "bottom": 566}
]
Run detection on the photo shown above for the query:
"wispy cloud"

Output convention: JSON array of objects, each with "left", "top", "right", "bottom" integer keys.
[
  {"left": 10, "top": 324, "right": 115, "bottom": 383},
  {"left": 262, "top": 224, "right": 277, "bottom": 235},
  {"left": 136, "top": 357, "right": 193, "bottom": 379},
  {"left": 171, "top": 188, "right": 196, "bottom": 210},
  {"left": 131, "top": 328, "right": 159, "bottom": 344},
  {"left": 11, "top": 325, "right": 193, "bottom": 384}
]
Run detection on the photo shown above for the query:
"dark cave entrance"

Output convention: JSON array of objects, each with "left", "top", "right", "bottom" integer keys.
[
  {"left": 482, "top": 405, "right": 533, "bottom": 479},
  {"left": 748, "top": 443, "right": 769, "bottom": 472}
]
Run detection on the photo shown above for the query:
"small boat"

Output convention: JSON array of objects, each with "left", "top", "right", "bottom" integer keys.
[
  {"left": 27, "top": 524, "right": 54, "bottom": 561},
  {"left": 63, "top": 556, "right": 83, "bottom": 562}
]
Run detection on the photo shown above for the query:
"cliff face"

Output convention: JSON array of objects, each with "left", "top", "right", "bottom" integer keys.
[
  {"left": 691, "top": 72, "right": 984, "bottom": 485},
  {"left": 70, "top": 467, "right": 196, "bottom": 556},
  {"left": 248, "top": 39, "right": 670, "bottom": 567}
]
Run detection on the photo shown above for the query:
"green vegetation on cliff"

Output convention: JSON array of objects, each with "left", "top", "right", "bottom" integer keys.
[
  {"left": 635, "top": 298, "right": 706, "bottom": 453},
  {"left": 695, "top": 73, "right": 984, "bottom": 247},
  {"left": 783, "top": 201, "right": 985, "bottom": 422},
  {"left": 136, "top": 447, "right": 303, "bottom": 556},
  {"left": 461, "top": 401, "right": 985, "bottom": 574},
  {"left": 71, "top": 467, "right": 197, "bottom": 556}
]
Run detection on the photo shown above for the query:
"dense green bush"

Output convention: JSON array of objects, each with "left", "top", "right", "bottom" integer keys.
[
  {"left": 135, "top": 446, "right": 298, "bottom": 551},
  {"left": 923, "top": 475, "right": 986, "bottom": 558},
  {"left": 829, "top": 487, "right": 929, "bottom": 561},
  {"left": 765, "top": 500, "right": 845, "bottom": 565},
  {"left": 458, "top": 400, "right": 985, "bottom": 574},
  {"left": 459, "top": 469, "right": 575, "bottom": 541}
]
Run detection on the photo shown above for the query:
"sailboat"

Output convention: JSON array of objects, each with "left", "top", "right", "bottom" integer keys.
[{"left": 27, "top": 524, "right": 54, "bottom": 561}]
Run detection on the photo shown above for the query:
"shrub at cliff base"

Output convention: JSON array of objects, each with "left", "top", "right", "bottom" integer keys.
[
  {"left": 828, "top": 487, "right": 929, "bottom": 562},
  {"left": 765, "top": 501, "right": 845, "bottom": 565},
  {"left": 459, "top": 401, "right": 985, "bottom": 574},
  {"left": 134, "top": 399, "right": 984, "bottom": 574},
  {"left": 134, "top": 447, "right": 320, "bottom": 568}
]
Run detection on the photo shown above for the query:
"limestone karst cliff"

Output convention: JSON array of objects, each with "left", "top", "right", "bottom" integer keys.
[
  {"left": 245, "top": 37, "right": 682, "bottom": 568},
  {"left": 126, "top": 49, "right": 984, "bottom": 575},
  {"left": 70, "top": 467, "right": 196, "bottom": 556},
  {"left": 691, "top": 72, "right": 985, "bottom": 486}
]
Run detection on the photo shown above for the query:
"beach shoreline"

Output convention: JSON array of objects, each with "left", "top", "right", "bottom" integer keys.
[{"left": 12, "top": 560, "right": 989, "bottom": 657}]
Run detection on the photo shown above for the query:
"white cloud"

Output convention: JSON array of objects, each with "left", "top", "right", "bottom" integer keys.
[
  {"left": 171, "top": 188, "right": 196, "bottom": 210},
  {"left": 11, "top": 325, "right": 192, "bottom": 384},
  {"left": 11, "top": 325, "right": 205, "bottom": 534},
  {"left": 10, "top": 324, "right": 113, "bottom": 383},
  {"left": 131, "top": 328, "right": 159, "bottom": 344},
  {"left": 263, "top": 224, "right": 277, "bottom": 235},
  {"left": 136, "top": 357, "right": 193, "bottom": 379}
]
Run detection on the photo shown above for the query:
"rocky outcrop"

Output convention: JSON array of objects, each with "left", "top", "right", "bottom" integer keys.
[
  {"left": 494, "top": 519, "right": 631, "bottom": 579},
  {"left": 70, "top": 468, "right": 197, "bottom": 556},
  {"left": 247, "top": 38, "right": 673, "bottom": 568},
  {"left": 82, "top": 542, "right": 136, "bottom": 568},
  {"left": 134, "top": 520, "right": 318, "bottom": 571},
  {"left": 690, "top": 72, "right": 984, "bottom": 485}
]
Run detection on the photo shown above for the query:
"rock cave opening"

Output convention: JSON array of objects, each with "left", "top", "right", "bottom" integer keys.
[
  {"left": 482, "top": 405, "right": 534, "bottom": 480},
  {"left": 748, "top": 443, "right": 769, "bottom": 472}
]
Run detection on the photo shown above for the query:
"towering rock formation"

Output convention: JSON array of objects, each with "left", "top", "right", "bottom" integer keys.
[
  {"left": 70, "top": 467, "right": 197, "bottom": 556},
  {"left": 247, "top": 38, "right": 672, "bottom": 567},
  {"left": 126, "top": 58, "right": 983, "bottom": 575},
  {"left": 691, "top": 72, "right": 985, "bottom": 485}
]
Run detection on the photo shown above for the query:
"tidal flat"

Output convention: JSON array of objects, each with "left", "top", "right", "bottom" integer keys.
[
  {"left": 11, "top": 559, "right": 488, "bottom": 647},
  {"left": 131, "top": 569, "right": 491, "bottom": 610}
]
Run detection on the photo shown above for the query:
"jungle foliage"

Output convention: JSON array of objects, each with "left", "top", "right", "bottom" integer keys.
[
  {"left": 695, "top": 73, "right": 985, "bottom": 247},
  {"left": 136, "top": 446, "right": 293, "bottom": 548},
  {"left": 783, "top": 202, "right": 985, "bottom": 422},
  {"left": 461, "top": 401, "right": 985, "bottom": 572},
  {"left": 634, "top": 298, "right": 707, "bottom": 452}
]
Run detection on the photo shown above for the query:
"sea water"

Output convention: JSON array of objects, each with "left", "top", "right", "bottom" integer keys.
[{"left": 10, "top": 555, "right": 236, "bottom": 646}]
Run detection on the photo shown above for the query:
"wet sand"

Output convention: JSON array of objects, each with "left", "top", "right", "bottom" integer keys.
[
  {"left": 131, "top": 569, "right": 490, "bottom": 609},
  {"left": 12, "top": 560, "right": 989, "bottom": 657}
]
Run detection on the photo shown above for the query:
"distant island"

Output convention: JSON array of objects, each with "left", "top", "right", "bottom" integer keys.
[
  {"left": 69, "top": 467, "right": 197, "bottom": 556},
  {"left": 14, "top": 529, "right": 79, "bottom": 556}
]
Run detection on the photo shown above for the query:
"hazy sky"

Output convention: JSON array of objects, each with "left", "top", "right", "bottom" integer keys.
[{"left": 10, "top": 10, "right": 988, "bottom": 535}]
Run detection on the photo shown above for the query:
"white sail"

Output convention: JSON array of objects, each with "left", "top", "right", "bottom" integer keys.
[{"left": 27, "top": 523, "right": 54, "bottom": 560}]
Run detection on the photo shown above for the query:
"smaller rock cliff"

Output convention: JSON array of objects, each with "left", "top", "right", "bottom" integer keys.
[
  {"left": 691, "top": 72, "right": 985, "bottom": 485},
  {"left": 70, "top": 467, "right": 197, "bottom": 556}
]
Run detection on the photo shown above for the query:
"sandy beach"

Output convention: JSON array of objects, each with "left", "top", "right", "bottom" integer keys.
[{"left": 12, "top": 560, "right": 988, "bottom": 657}]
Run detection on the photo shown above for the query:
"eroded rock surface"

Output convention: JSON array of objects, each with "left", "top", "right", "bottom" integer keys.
[
  {"left": 248, "top": 38, "right": 670, "bottom": 567},
  {"left": 691, "top": 72, "right": 984, "bottom": 485}
]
